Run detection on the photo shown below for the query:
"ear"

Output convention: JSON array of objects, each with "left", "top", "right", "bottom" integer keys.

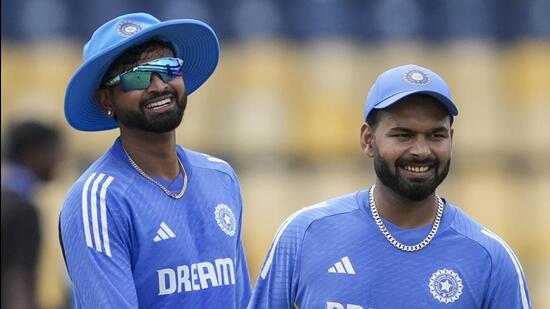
[
  {"left": 96, "top": 88, "right": 113, "bottom": 116},
  {"left": 360, "top": 122, "right": 376, "bottom": 158},
  {"left": 449, "top": 127, "right": 454, "bottom": 153}
]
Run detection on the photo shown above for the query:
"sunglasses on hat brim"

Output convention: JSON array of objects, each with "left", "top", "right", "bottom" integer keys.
[{"left": 102, "top": 57, "right": 183, "bottom": 92}]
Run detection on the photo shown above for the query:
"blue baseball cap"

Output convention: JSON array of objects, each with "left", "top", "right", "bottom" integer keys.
[
  {"left": 364, "top": 64, "right": 458, "bottom": 122},
  {"left": 65, "top": 13, "right": 220, "bottom": 131}
]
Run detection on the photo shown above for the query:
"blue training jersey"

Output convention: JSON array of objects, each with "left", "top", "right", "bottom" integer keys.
[
  {"left": 60, "top": 138, "right": 251, "bottom": 308},
  {"left": 249, "top": 189, "right": 531, "bottom": 309}
]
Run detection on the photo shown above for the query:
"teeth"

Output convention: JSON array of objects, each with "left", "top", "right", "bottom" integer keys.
[
  {"left": 146, "top": 98, "right": 171, "bottom": 109},
  {"left": 403, "top": 165, "right": 430, "bottom": 173}
]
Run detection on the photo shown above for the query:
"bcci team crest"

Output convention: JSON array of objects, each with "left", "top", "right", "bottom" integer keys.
[
  {"left": 214, "top": 204, "right": 236, "bottom": 236},
  {"left": 117, "top": 20, "right": 142, "bottom": 37},
  {"left": 403, "top": 69, "right": 431, "bottom": 86},
  {"left": 428, "top": 268, "right": 463, "bottom": 304}
]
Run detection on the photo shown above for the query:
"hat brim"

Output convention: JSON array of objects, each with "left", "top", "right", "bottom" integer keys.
[
  {"left": 374, "top": 90, "right": 458, "bottom": 117},
  {"left": 65, "top": 19, "right": 219, "bottom": 131}
]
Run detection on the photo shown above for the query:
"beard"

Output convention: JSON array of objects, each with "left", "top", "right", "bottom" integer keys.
[
  {"left": 373, "top": 149, "right": 450, "bottom": 201},
  {"left": 114, "top": 89, "right": 187, "bottom": 133}
]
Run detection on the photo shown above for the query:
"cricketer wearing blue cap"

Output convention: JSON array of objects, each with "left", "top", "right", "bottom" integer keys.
[
  {"left": 248, "top": 64, "right": 531, "bottom": 309},
  {"left": 59, "top": 13, "right": 251, "bottom": 308}
]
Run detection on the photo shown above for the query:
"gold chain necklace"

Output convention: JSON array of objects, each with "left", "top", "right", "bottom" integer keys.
[
  {"left": 368, "top": 185, "right": 444, "bottom": 252},
  {"left": 123, "top": 147, "right": 187, "bottom": 199}
]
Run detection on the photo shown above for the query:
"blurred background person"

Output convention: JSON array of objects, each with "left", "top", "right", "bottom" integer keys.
[
  {"left": 1, "top": 0, "right": 549, "bottom": 307},
  {"left": 2, "top": 121, "right": 62, "bottom": 198},
  {"left": 1, "top": 121, "right": 63, "bottom": 309}
]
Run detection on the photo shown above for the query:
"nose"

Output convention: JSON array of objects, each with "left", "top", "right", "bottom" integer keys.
[
  {"left": 148, "top": 73, "right": 168, "bottom": 92},
  {"left": 410, "top": 137, "right": 431, "bottom": 160}
]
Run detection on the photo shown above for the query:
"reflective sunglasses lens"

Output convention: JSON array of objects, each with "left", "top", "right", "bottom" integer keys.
[
  {"left": 117, "top": 58, "right": 184, "bottom": 91},
  {"left": 120, "top": 71, "right": 153, "bottom": 91},
  {"left": 149, "top": 57, "right": 183, "bottom": 69},
  {"left": 121, "top": 71, "right": 182, "bottom": 91}
]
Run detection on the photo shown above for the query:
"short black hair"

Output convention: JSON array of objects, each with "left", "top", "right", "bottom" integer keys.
[
  {"left": 366, "top": 109, "right": 380, "bottom": 128},
  {"left": 366, "top": 109, "right": 453, "bottom": 128},
  {"left": 100, "top": 39, "right": 176, "bottom": 86},
  {"left": 4, "top": 121, "right": 60, "bottom": 163},
  {"left": 365, "top": 95, "right": 454, "bottom": 128}
]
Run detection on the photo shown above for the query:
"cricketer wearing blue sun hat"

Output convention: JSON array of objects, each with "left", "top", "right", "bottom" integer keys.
[
  {"left": 364, "top": 64, "right": 458, "bottom": 122},
  {"left": 64, "top": 12, "right": 219, "bottom": 131},
  {"left": 60, "top": 12, "right": 252, "bottom": 308}
]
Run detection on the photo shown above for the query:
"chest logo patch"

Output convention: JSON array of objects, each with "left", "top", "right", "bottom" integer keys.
[
  {"left": 428, "top": 268, "right": 463, "bottom": 304},
  {"left": 214, "top": 204, "right": 236, "bottom": 236}
]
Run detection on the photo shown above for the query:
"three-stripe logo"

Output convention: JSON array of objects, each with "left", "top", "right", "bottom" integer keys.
[
  {"left": 328, "top": 256, "right": 356, "bottom": 275},
  {"left": 154, "top": 222, "right": 176, "bottom": 242},
  {"left": 82, "top": 172, "right": 114, "bottom": 257}
]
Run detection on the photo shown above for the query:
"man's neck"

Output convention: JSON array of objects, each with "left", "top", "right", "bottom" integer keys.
[
  {"left": 120, "top": 128, "right": 180, "bottom": 180},
  {"left": 372, "top": 181, "right": 438, "bottom": 228}
]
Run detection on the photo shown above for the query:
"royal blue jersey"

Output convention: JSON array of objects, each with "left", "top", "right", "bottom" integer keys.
[
  {"left": 249, "top": 189, "right": 531, "bottom": 309},
  {"left": 60, "top": 138, "right": 251, "bottom": 308}
]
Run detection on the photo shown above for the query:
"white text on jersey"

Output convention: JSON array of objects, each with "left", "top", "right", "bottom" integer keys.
[
  {"left": 157, "top": 258, "right": 236, "bottom": 295},
  {"left": 326, "top": 301, "right": 364, "bottom": 309}
]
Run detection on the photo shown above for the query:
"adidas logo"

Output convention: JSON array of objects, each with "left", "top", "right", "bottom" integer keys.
[
  {"left": 328, "top": 256, "right": 356, "bottom": 275},
  {"left": 154, "top": 222, "right": 176, "bottom": 242}
]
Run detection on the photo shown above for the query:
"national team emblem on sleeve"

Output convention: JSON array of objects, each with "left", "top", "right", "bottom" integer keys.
[
  {"left": 214, "top": 204, "right": 236, "bottom": 236},
  {"left": 428, "top": 268, "right": 463, "bottom": 304}
]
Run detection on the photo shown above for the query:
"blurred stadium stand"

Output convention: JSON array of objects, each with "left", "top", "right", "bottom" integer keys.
[
  {"left": 2, "top": 0, "right": 549, "bottom": 308},
  {"left": 2, "top": 0, "right": 550, "bottom": 42}
]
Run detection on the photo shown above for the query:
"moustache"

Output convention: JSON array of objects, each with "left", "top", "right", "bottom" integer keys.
[
  {"left": 140, "top": 89, "right": 178, "bottom": 109},
  {"left": 395, "top": 156, "right": 439, "bottom": 167}
]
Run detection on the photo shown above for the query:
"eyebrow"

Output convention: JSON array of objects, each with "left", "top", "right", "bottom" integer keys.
[
  {"left": 388, "top": 126, "right": 449, "bottom": 134},
  {"left": 428, "top": 127, "right": 450, "bottom": 134}
]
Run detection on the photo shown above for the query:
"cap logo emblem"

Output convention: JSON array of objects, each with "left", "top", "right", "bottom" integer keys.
[
  {"left": 117, "top": 20, "right": 142, "bottom": 37},
  {"left": 403, "top": 69, "right": 431, "bottom": 86}
]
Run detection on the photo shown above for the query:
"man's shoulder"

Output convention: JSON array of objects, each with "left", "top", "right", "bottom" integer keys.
[
  {"left": 63, "top": 151, "right": 132, "bottom": 207},
  {"left": 448, "top": 205, "right": 519, "bottom": 262},
  {"left": 180, "top": 147, "right": 238, "bottom": 181},
  {"left": 1, "top": 186, "right": 38, "bottom": 221},
  {"left": 448, "top": 205, "right": 529, "bottom": 305},
  {"left": 276, "top": 192, "right": 361, "bottom": 243},
  {"left": 1, "top": 186, "right": 31, "bottom": 207},
  {"left": 257, "top": 192, "right": 361, "bottom": 280}
]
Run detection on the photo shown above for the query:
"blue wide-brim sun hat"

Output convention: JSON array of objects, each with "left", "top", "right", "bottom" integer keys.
[
  {"left": 364, "top": 64, "right": 458, "bottom": 121},
  {"left": 65, "top": 13, "right": 220, "bottom": 131}
]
